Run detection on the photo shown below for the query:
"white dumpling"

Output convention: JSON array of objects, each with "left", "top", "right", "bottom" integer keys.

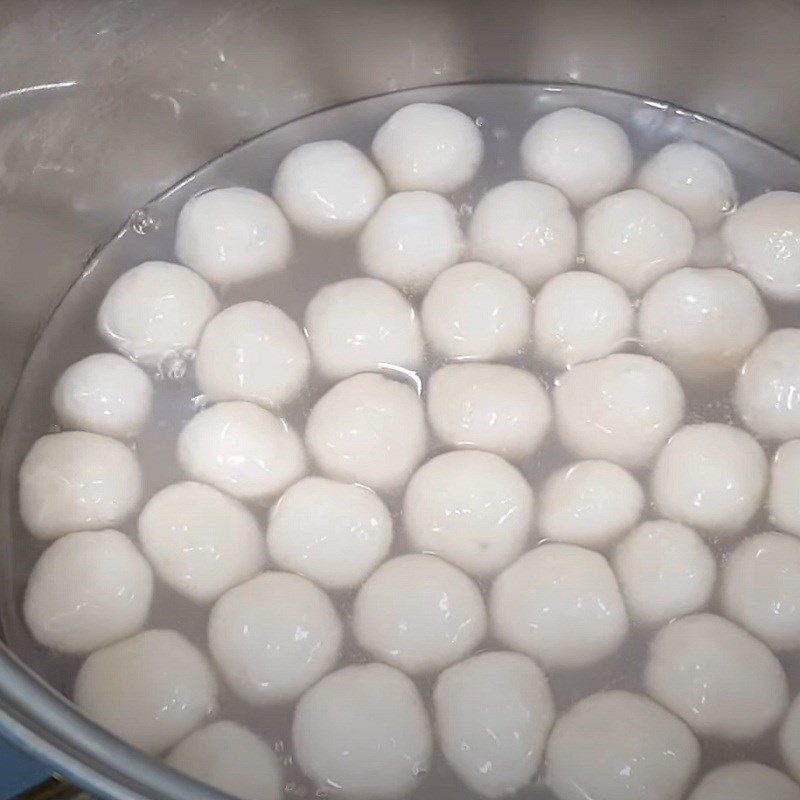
[
  {"left": 724, "top": 191, "right": 800, "bottom": 301},
  {"left": 266, "top": 476, "right": 392, "bottom": 590},
  {"left": 638, "top": 268, "right": 767, "bottom": 383},
  {"left": 636, "top": 142, "right": 737, "bottom": 232},
  {"left": 490, "top": 543, "right": 628, "bottom": 669},
  {"left": 177, "top": 401, "right": 306, "bottom": 501},
  {"left": 644, "top": 613, "right": 789, "bottom": 741},
  {"left": 97, "top": 261, "right": 219, "bottom": 366},
  {"left": 304, "top": 373, "right": 427, "bottom": 494},
  {"left": 166, "top": 721, "right": 283, "bottom": 800},
  {"left": 770, "top": 440, "right": 800, "bottom": 537},
  {"left": 781, "top": 693, "right": 800, "bottom": 784},
  {"left": 19, "top": 431, "right": 142, "bottom": 540},
  {"left": 545, "top": 690, "right": 700, "bottom": 800},
  {"left": 353, "top": 554, "right": 486, "bottom": 674},
  {"left": 468, "top": 181, "right": 578, "bottom": 288},
  {"left": 304, "top": 278, "right": 423, "bottom": 382},
  {"left": 520, "top": 107, "right": 633, "bottom": 206},
  {"left": 651, "top": 423, "right": 767, "bottom": 535},
  {"left": 138, "top": 481, "right": 265, "bottom": 603},
  {"left": 208, "top": 572, "right": 342, "bottom": 705},
  {"left": 434, "top": 651, "right": 555, "bottom": 799},
  {"left": 421, "top": 261, "right": 531, "bottom": 361},
  {"left": 358, "top": 191, "right": 464, "bottom": 292},
  {"left": 426, "top": 363, "right": 550, "bottom": 460},
  {"left": 293, "top": 663, "right": 432, "bottom": 800},
  {"left": 532, "top": 271, "right": 633, "bottom": 368},
  {"left": 735, "top": 329, "right": 800, "bottom": 440},
  {"left": 371, "top": 102, "right": 483, "bottom": 193},
  {"left": 174, "top": 187, "right": 292, "bottom": 284},
  {"left": 52, "top": 353, "right": 153, "bottom": 439},
  {"left": 689, "top": 762, "right": 800, "bottom": 800},
  {"left": 24, "top": 529, "right": 153, "bottom": 654},
  {"left": 583, "top": 189, "right": 695, "bottom": 294},
  {"left": 553, "top": 354, "right": 685, "bottom": 469},
  {"left": 74, "top": 629, "right": 218, "bottom": 755},
  {"left": 721, "top": 531, "right": 800, "bottom": 652},
  {"left": 273, "top": 140, "right": 385, "bottom": 239},
  {"left": 613, "top": 520, "right": 716, "bottom": 627},
  {"left": 403, "top": 450, "right": 534, "bottom": 577},
  {"left": 194, "top": 301, "right": 310, "bottom": 408},
  {"left": 539, "top": 460, "right": 644, "bottom": 549}
]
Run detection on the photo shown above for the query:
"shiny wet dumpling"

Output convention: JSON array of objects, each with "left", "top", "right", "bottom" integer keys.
[
  {"left": 769, "top": 439, "right": 800, "bottom": 537},
  {"left": 689, "top": 762, "right": 800, "bottom": 800},
  {"left": 781, "top": 692, "right": 800, "bottom": 784}
]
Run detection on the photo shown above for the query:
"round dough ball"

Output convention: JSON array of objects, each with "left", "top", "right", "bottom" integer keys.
[
  {"left": 781, "top": 693, "right": 800, "bottom": 784},
  {"left": 74, "top": 629, "right": 218, "bottom": 755},
  {"left": 644, "top": 613, "right": 789, "bottom": 741},
  {"left": 651, "top": 423, "right": 767, "bottom": 535},
  {"left": 177, "top": 401, "right": 306, "bottom": 501},
  {"left": 426, "top": 363, "right": 550, "bottom": 460},
  {"left": 636, "top": 142, "right": 737, "bottom": 232},
  {"left": 434, "top": 651, "right": 555, "bottom": 798},
  {"left": 533, "top": 271, "right": 633, "bottom": 368},
  {"left": 166, "top": 721, "right": 283, "bottom": 800},
  {"left": 194, "top": 301, "right": 310, "bottom": 408},
  {"left": 138, "top": 481, "right": 265, "bottom": 603},
  {"left": 468, "top": 181, "right": 578, "bottom": 288},
  {"left": 539, "top": 460, "right": 644, "bottom": 549},
  {"left": 520, "top": 107, "right": 633, "bottom": 207},
  {"left": 721, "top": 531, "right": 800, "bottom": 651},
  {"left": 724, "top": 191, "right": 800, "bottom": 301},
  {"left": 97, "top": 261, "right": 219, "bottom": 365},
  {"left": 403, "top": 450, "right": 534, "bottom": 577},
  {"left": 553, "top": 354, "right": 685, "bottom": 469},
  {"left": 371, "top": 102, "right": 483, "bottom": 193},
  {"left": 24, "top": 529, "right": 153, "bottom": 654},
  {"left": 174, "top": 187, "right": 292, "bottom": 284},
  {"left": 353, "top": 554, "right": 486, "bottom": 674},
  {"left": 273, "top": 140, "right": 385, "bottom": 239},
  {"left": 266, "top": 476, "right": 392, "bottom": 590},
  {"left": 52, "top": 353, "right": 153, "bottom": 439},
  {"left": 293, "top": 663, "right": 432, "bottom": 800},
  {"left": 304, "top": 278, "right": 423, "bottom": 382},
  {"left": 689, "top": 762, "right": 800, "bottom": 800},
  {"left": 305, "top": 373, "right": 427, "bottom": 494},
  {"left": 19, "top": 431, "right": 142, "bottom": 540},
  {"left": 770, "top": 440, "right": 800, "bottom": 536},
  {"left": 358, "top": 191, "right": 464, "bottom": 292},
  {"left": 735, "top": 329, "right": 800, "bottom": 440},
  {"left": 208, "top": 572, "right": 342, "bottom": 705},
  {"left": 490, "top": 543, "right": 628, "bottom": 669},
  {"left": 613, "top": 520, "right": 716, "bottom": 627},
  {"left": 583, "top": 189, "right": 695, "bottom": 294},
  {"left": 421, "top": 261, "right": 531, "bottom": 361},
  {"left": 545, "top": 690, "right": 700, "bottom": 800}
]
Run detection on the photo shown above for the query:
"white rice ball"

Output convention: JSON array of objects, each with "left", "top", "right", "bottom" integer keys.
[
  {"left": 520, "top": 107, "right": 633, "bottom": 206},
  {"left": 74, "top": 629, "right": 218, "bottom": 755},
  {"left": 52, "top": 353, "right": 153, "bottom": 439},
  {"left": 689, "top": 762, "right": 800, "bottom": 800},
  {"left": 770, "top": 439, "right": 800, "bottom": 537},
  {"left": 421, "top": 261, "right": 531, "bottom": 361},
  {"left": 358, "top": 191, "right": 464, "bottom": 292},
  {"left": 644, "top": 613, "right": 789, "bottom": 741},
  {"left": 266, "top": 476, "right": 392, "bottom": 590},
  {"left": 651, "top": 423, "right": 767, "bottom": 535},
  {"left": 97, "top": 261, "right": 219, "bottom": 365},
  {"left": 583, "top": 189, "right": 695, "bottom": 294},
  {"left": 433, "top": 651, "right": 555, "bottom": 799},
  {"left": 174, "top": 187, "right": 292, "bottom": 284},
  {"left": 293, "top": 663, "right": 432, "bottom": 800},
  {"left": 468, "top": 181, "right": 578, "bottom": 288},
  {"left": 371, "top": 102, "right": 483, "bottom": 193},
  {"left": 19, "top": 431, "right": 142, "bottom": 540},
  {"left": 353, "top": 554, "right": 486, "bottom": 675},
  {"left": 304, "top": 278, "right": 424, "bottom": 382},
  {"left": 24, "top": 529, "right": 153, "bottom": 654},
  {"left": 781, "top": 693, "right": 800, "bottom": 784},
  {"left": 208, "top": 572, "right": 342, "bottom": 705}
]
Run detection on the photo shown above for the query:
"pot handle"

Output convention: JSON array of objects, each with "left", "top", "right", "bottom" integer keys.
[{"left": 11, "top": 777, "right": 90, "bottom": 800}]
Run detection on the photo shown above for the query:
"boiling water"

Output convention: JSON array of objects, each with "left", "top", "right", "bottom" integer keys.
[{"left": 2, "top": 83, "right": 800, "bottom": 798}]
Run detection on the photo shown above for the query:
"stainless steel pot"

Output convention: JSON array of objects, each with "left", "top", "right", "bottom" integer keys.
[{"left": 2, "top": 1, "right": 800, "bottom": 797}]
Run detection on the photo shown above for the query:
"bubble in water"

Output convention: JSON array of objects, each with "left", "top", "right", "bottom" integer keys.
[
  {"left": 130, "top": 208, "right": 160, "bottom": 235},
  {"left": 157, "top": 351, "right": 191, "bottom": 381}
]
